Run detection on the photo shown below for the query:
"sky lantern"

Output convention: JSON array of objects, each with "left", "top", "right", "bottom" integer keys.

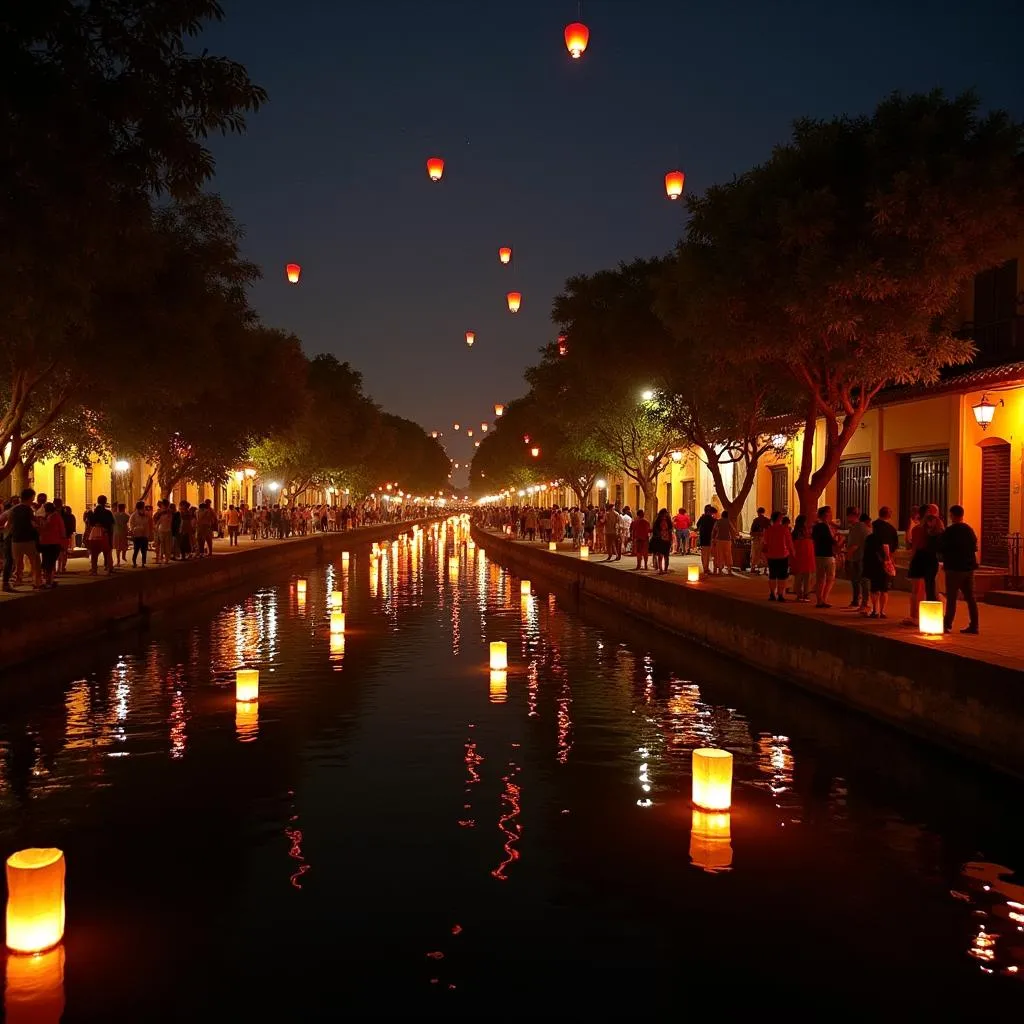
[
  {"left": 531, "top": 446, "right": 541, "bottom": 458},
  {"left": 467, "top": 429, "right": 474, "bottom": 437},
  {"left": 426, "top": 157, "right": 444, "bottom": 181},
  {"left": 523, "top": 434, "right": 530, "bottom": 444},
  {"left": 454, "top": 422, "right": 460, "bottom": 431},
  {"left": 494, "top": 404, "right": 504, "bottom": 417},
  {"left": 481, "top": 423, "right": 488, "bottom": 431},
  {"left": 557, "top": 333, "right": 568, "bottom": 356},
  {"left": 498, "top": 246, "right": 512, "bottom": 264},
  {"left": 564, "top": 21, "right": 589, "bottom": 59},
  {"left": 430, "top": 431, "right": 439, "bottom": 438},
  {"left": 665, "top": 170, "right": 685, "bottom": 200},
  {"left": 285, "top": 263, "right": 301, "bottom": 284},
  {"left": 506, "top": 291, "right": 522, "bottom": 313},
  {"left": 465, "top": 331, "right": 475, "bottom": 347}
]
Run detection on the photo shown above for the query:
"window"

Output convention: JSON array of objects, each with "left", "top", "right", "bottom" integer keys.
[
  {"left": 665, "top": 482, "right": 672, "bottom": 515},
  {"left": 84, "top": 464, "right": 93, "bottom": 507},
  {"left": 614, "top": 483, "right": 624, "bottom": 506},
  {"left": 899, "top": 451, "right": 949, "bottom": 531},
  {"left": 837, "top": 458, "right": 871, "bottom": 519},
  {"left": 681, "top": 480, "right": 695, "bottom": 519},
  {"left": 53, "top": 464, "right": 66, "bottom": 502},
  {"left": 770, "top": 466, "right": 788, "bottom": 516}
]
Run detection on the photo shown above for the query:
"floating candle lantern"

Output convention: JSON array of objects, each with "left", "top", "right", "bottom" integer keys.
[
  {"left": 687, "top": 564, "right": 700, "bottom": 582},
  {"left": 5, "top": 849, "right": 65, "bottom": 953},
  {"left": 296, "top": 578, "right": 307, "bottom": 594},
  {"left": 330, "top": 591, "right": 343, "bottom": 608},
  {"left": 489, "top": 641, "right": 508, "bottom": 671},
  {"left": 692, "top": 748, "right": 733, "bottom": 811},
  {"left": 549, "top": 541, "right": 557, "bottom": 551},
  {"left": 579, "top": 546, "right": 589, "bottom": 558},
  {"left": 235, "top": 669, "right": 259, "bottom": 703},
  {"left": 520, "top": 580, "right": 531, "bottom": 595},
  {"left": 330, "top": 611, "right": 345, "bottom": 634},
  {"left": 919, "top": 600, "right": 944, "bottom": 636}
]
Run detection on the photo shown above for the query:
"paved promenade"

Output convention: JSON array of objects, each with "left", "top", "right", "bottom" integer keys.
[
  {"left": 0, "top": 528, "right": 401, "bottom": 606},
  {"left": 497, "top": 535, "right": 1024, "bottom": 674}
]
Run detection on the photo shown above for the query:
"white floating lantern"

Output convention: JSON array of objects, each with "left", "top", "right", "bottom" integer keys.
[
  {"left": 296, "top": 578, "right": 307, "bottom": 594},
  {"left": 489, "top": 641, "right": 508, "bottom": 671},
  {"left": 330, "top": 591, "right": 343, "bottom": 608},
  {"left": 342, "top": 552, "right": 350, "bottom": 565},
  {"left": 692, "top": 748, "right": 733, "bottom": 811},
  {"left": 548, "top": 541, "right": 557, "bottom": 551},
  {"left": 5, "top": 849, "right": 65, "bottom": 953},
  {"left": 235, "top": 669, "right": 259, "bottom": 703},
  {"left": 579, "top": 546, "right": 589, "bottom": 559},
  {"left": 689, "top": 810, "right": 733, "bottom": 874},
  {"left": 687, "top": 564, "right": 700, "bottom": 582},
  {"left": 489, "top": 670, "right": 508, "bottom": 704},
  {"left": 520, "top": 580, "right": 531, "bottom": 596},
  {"left": 919, "top": 600, "right": 944, "bottom": 636},
  {"left": 330, "top": 611, "right": 345, "bottom": 634}
]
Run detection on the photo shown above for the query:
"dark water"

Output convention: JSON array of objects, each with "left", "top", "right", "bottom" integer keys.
[{"left": 0, "top": 518, "right": 1021, "bottom": 1018}]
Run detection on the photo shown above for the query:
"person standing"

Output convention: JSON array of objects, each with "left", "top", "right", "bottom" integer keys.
[
  {"left": 695, "top": 505, "right": 717, "bottom": 577},
  {"left": 630, "top": 509, "right": 652, "bottom": 570},
  {"left": 4, "top": 489, "right": 42, "bottom": 590},
  {"left": 940, "top": 505, "right": 979, "bottom": 635},
  {"left": 790, "top": 514, "right": 815, "bottom": 602},
  {"left": 862, "top": 519, "right": 896, "bottom": 619},
  {"left": 226, "top": 504, "right": 241, "bottom": 546},
  {"left": 603, "top": 503, "right": 621, "bottom": 561},
  {"left": 37, "top": 502, "right": 66, "bottom": 588},
  {"left": 673, "top": 507, "right": 691, "bottom": 555},
  {"left": 129, "top": 500, "right": 153, "bottom": 567},
  {"left": 763, "top": 511, "right": 795, "bottom": 601},
  {"left": 712, "top": 509, "right": 736, "bottom": 575},
  {"left": 113, "top": 502, "right": 130, "bottom": 566},
  {"left": 811, "top": 506, "right": 838, "bottom": 608},
  {"left": 87, "top": 495, "right": 116, "bottom": 575},
  {"left": 749, "top": 507, "right": 771, "bottom": 575},
  {"left": 845, "top": 512, "right": 872, "bottom": 611}
]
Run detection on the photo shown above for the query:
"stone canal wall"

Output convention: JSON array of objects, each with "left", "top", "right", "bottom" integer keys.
[
  {"left": 472, "top": 526, "right": 1024, "bottom": 779},
  {"left": 0, "top": 521, "right": 430, "bottom": 670}
]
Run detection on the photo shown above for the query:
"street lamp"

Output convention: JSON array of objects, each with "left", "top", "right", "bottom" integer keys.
[
  {"left": 596, "top": 479, "right": 606, "bottom": 489},
  {"left": 972, "top": 394, "right": 1003, "bottom": 431},
  {"left": 641, "top": 389, "right": 654, "bottom": 402},
  {"left": 113, "top": 459, "right": 130, "bottom": 473},
  {"left": 268, "top": 481, "right": 280, "bottom": 492}
]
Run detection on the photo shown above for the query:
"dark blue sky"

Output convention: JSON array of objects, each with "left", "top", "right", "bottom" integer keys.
[{"left": 202, "top": 0, "right": 1021, "bottom": 488}]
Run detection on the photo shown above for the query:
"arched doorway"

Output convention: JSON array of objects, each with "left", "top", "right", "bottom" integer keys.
[{"left": 980, "top": 437, "right": 1011, "bottom": 568}]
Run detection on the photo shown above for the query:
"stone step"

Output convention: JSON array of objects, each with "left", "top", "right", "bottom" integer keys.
[{"left": 984, "top": 590, "right": 1024, "bottom": 609}]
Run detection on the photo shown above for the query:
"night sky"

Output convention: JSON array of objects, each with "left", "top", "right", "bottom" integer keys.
[{"left": 201, "top": 0, "right": 1021, "bottom": 489}]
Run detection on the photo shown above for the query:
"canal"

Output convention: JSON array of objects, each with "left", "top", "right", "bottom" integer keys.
[{"left": 0, "top": 518, "right": 1020, "bottom": 1016}]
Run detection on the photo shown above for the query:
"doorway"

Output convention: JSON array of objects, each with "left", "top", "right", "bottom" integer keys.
[{"left": 980, "top": 442, "right": 1011, "bottom": 567}]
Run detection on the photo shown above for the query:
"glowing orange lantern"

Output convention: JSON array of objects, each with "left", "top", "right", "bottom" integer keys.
[
  {"left": 531, "top": 446, "right": 540, "bottom": 458},
  {"left": 665, "top": 170, "right": 685, "bottom": 200},
  {"left": 285, "top": 263, "right": 301, "bottom": 284},
  {"left": 564, "top": 21, "right": 589, "bottom": 59},
  {"left": 426, "top": 157, "right": 444, "bottom": 181},
  {"left": 523, "top": 434, "right": 530, "bottom": 444},
  {"left": 453, "top": 423, "right": 460, "bottom": 431},
  {"left": 480, "top": 423, "right": 488, "bottom": 431},
  {"left": 557, "top": 333, "right": 568, "bottom": 356},
  {"left": 490, "top": 641, "right": 508, "bottom": 670},
  {"left": 498, "top": 246, "right": 512, "bottom": 264},
  {"left": 465, "top": 331, "right": 475, "bottom": 347},
  {"left": 692, "top": 748, "right": 733, "bottom": 810},
  {"left": 506, "top": 291, "right": 522, "bottom": 313},
  {"left": 5, "top": 849, "right": 65, "bottom": 953},
  {"left": 494, "top": 404, "right": 504, "bottom": 417},
  {"left": 235, "top": 669, "right": 259, "bottom": 703},
  {"left": 467, "top": 429, "right": 474, "bottom": 437},
  {"left": 430, "top": 431, "right": 439, "bottom": 438}
]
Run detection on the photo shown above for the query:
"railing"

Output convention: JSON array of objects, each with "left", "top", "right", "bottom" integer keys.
[{"left": 1007, "top": 533, "right": 1022, "bottom": 590}]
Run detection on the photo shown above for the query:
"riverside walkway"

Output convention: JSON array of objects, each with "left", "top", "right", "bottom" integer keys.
[{"left": 485, "top": 532, "right": 1024, "bottom": 674}]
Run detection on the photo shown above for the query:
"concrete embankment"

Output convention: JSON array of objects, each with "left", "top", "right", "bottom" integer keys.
[
  {"left": 0, "top": 521, "right": 430, "bottom": 670},
  {"left": 473, "top": 526, "right": 1024, "bottom": 779}
]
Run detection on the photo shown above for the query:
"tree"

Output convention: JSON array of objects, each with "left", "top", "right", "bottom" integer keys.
[
  {"left": 689, "top": 91, "right": 1024, "bottom": 515},
  {"left": 0, "top": 0, "right": 265, "bottom": 485},
  {"left": 545, "top": 260, "right": 680, "bottom": 511},
  {"left": 469, "top": 398, "right": 542, "bottom": 498},
  {"left": 249, "top": 354, "right": 378, "bottom": 501},
  {"left": 655, "top": 242, "right": 800, "bottom": 521},
  {"left": 370, "top": 414, "right": 452, "bottom": 497}
]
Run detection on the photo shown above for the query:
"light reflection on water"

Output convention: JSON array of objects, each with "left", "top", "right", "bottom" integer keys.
[{"left": 0, "top": 517, "right": 1020, "bottom": 1013}]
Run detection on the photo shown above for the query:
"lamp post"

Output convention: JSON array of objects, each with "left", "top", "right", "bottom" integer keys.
[{"left": 972, "top": 394, "right": 1003, "bottom": 431}]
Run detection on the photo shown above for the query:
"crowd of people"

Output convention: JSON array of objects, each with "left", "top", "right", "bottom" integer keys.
[
  {"left": 0, "top": 488, "right": 431, "bottom": 592},
  {"left": 478, "top": 498, "right": 982, "bottom": 636}
]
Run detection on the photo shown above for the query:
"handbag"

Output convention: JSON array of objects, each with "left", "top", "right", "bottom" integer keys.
[
  {"left": 88, "top": 525, "right": 106, "bottom": 542},
  {"left": 883, "top": 555, "right": 897, "bottom": 577}
]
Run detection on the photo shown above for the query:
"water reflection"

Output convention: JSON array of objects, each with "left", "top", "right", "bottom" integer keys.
[{"left": 0, "top": 516, "right": 1019, "bottom": 1012}]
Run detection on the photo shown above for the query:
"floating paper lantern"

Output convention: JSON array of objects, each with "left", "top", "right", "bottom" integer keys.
[
  {"left": 506, "top": 291, "right": 522, "bottom": 313},
  {"left": 235, "top": 701, "right": 258, "bottom": 743},
  {"left": 564, "top": 21, "right": 589, "bottom": 59},
  {"left": 235, "top": 669, "right": 259, "bottom": 703},
  {"left": 296, "top": 578, "right": 307, "bottom": 594},
  {"left": 330, "top": 611, "right": 345, "bottom": 634},
  {"left": 557, "top": 334, "right": 568, "bottom": 356},
  {"left": 285, "top": 263, "right": 301, "bottom": 284},
  {"left": 330, "top": 591, "right": 343, "bottom": 609},
  {"left": 489, "top": 670, "right": 508, "bottom": 704},
  {"left": 480, "top": 423, "right": 488, "bottom": 432},
  {"left": 489, "top": 641, "right": 508, "bottom": 670},
  {"left": 520, "top": 580, "right": 531, "bottom": 595},
  {"left": 549, "top": 541, "right": 557, "bottom": 551},
  {"left": 692, "top": 748, "right": 733, "bottom": 811},
  {"left": 5, "top": 849, "right": 65, "bottom": 954},
  {"left": 4, "top": 943, "right": 65, "bottom": 1021},
  {"left": 579, "top": 545, "right": 589, "bottom": 558},
  {"left": 919, "top": 600, "right": 944, "bottom": 636},
  {"left": 426, "top": 157, "right": 444, "bottom": 181},
  {"left": 498, "top": 246, "right": 512, "bottom": 264},
  {"left": 687, "top": 564, "right": 700, "bottom": 582},
  {"left": 530, "top": 447, "right": 540, "bottom": 458},
  {"left": 453, "top": 423, "right": 460, "bottom": 431},
  {"left": 665, "top": 170, "right": 685, "bottom": 200},
  {"left": 494, "top": 404, "right": 504, "bottom": 417},
  {"left": 465, "top": 331, "right": 475, "bottom": 347},
  {"left": 689, "top": 810, "right": 733, "bottom": 874},
  {"left": 342, "top": 552, "right": 350, "bottom": 565}
]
